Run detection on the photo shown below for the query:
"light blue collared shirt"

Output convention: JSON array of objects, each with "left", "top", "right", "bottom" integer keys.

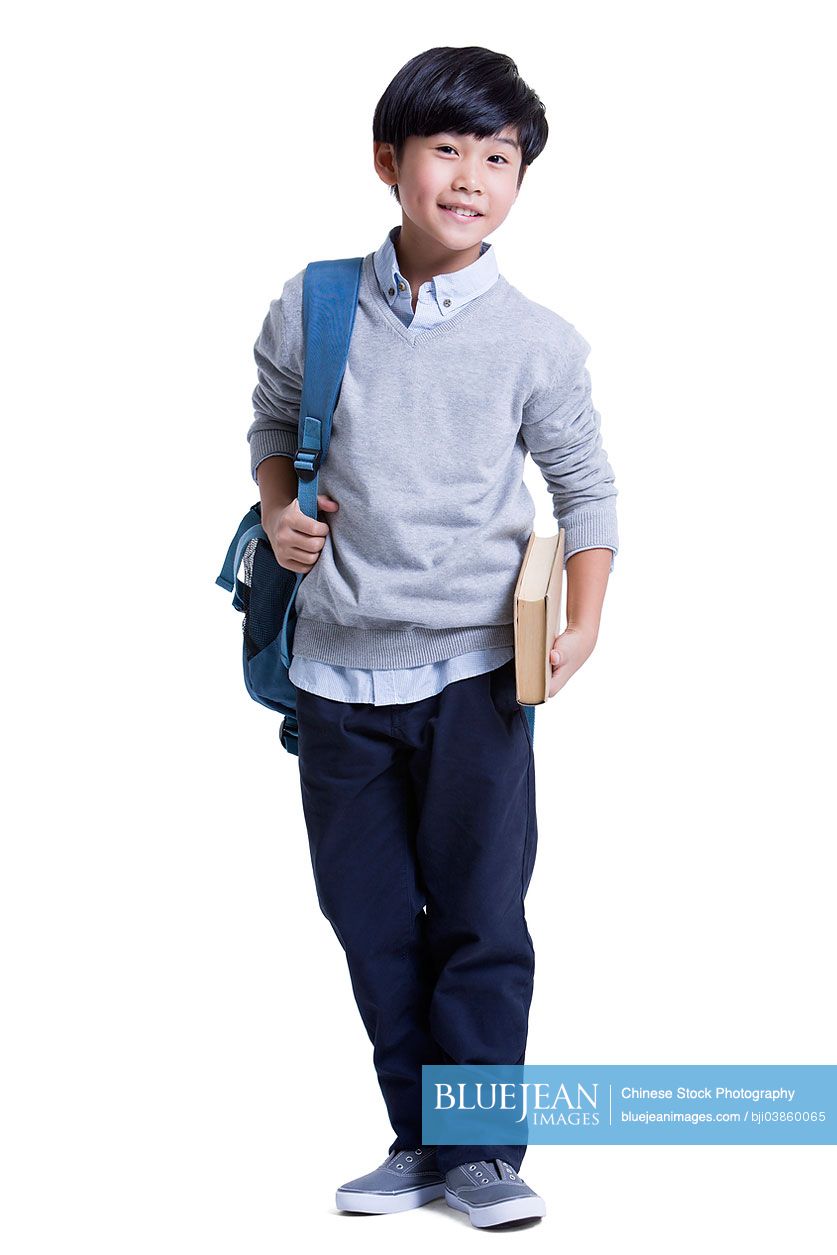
[
  {"left": 289, "top": 225, "right": 514, "bottom": 705},
  {"left": 373, "top": 222, "right": 499, "bottom": 331}
]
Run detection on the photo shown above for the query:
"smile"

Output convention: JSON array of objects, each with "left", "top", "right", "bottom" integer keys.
[{"left": 440, "top": 204, "right": 482, "bottom": 219}]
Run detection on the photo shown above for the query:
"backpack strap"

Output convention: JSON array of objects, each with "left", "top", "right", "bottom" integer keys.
[
  {"left": 215, "top": 507, "right": 265, "bottom": 609},
  {"left": 279, "top": 256, "right": 364, "bottom": 666},
  {"left": 293, "top": 257, "right": 365, "bottom": 521}
]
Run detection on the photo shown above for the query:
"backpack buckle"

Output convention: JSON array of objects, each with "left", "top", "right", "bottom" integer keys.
[{"left": 294, "top": 445, "right": 321, "bottom": 482}]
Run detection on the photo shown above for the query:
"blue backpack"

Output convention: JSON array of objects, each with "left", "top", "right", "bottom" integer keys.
[
  {"left": 217, "top": 256, "right": 536, "bottom": 755},
  {"left": 215, "top": 257, "right": 363, "bottom": 754}
]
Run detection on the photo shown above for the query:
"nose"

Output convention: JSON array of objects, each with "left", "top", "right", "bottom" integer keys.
[{"left": 454, "top": 161, "right": 484, "bottom": 196}]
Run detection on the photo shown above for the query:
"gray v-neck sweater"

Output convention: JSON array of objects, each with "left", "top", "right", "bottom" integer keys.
[{"left": 248, "top": 251, "right": 619, "bottom": 669}]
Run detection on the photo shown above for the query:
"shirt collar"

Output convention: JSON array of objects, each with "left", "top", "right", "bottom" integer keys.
[{"left": 373, "top": 224, "right": 499, "bottom": 318}]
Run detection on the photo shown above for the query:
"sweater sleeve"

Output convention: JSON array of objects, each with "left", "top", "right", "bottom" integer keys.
[
  {"left": 247, "top": 278, "right": 304, "bottom": 484},
  {"left": 520, "top": 330, "right": 619, "bottom": 573}
]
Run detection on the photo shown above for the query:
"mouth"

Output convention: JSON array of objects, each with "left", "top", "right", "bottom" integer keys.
[{"left": 439, "top": 203, "right": 484, "bottom": 220}]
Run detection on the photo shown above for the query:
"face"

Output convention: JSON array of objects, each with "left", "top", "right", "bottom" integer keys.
[{"left": 376, "top": 128, "right": 524, "bottom": 252}]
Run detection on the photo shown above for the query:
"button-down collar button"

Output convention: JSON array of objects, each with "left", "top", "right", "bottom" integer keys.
[
  {"left": 443, "top": 298, "right": 452, "bottom": 308},
  {"left": 388, "top": 286, "right": 395, "bottom": 297}
]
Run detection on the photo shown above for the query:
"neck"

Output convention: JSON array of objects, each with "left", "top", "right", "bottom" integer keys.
[{"left": 393, "top": 219, "right": 484, "bottom": 297}]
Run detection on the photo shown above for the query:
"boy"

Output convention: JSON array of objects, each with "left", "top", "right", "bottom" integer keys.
[{"left": 247, "top": 46, "right": 618, "bottom": 1229}]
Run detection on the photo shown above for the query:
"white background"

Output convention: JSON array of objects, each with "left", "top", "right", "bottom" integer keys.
[{"left": 3, "top": 1, "right": 835, "bottom": 1251}]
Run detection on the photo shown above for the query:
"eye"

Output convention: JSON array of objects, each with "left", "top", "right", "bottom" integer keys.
[{"left": 436, "top": 145, "right": 509, "bottom": 165}]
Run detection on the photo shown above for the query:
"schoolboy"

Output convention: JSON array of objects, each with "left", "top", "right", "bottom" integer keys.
[{"left": 246, "top": 46, "right": 619, "bottom": 1229}]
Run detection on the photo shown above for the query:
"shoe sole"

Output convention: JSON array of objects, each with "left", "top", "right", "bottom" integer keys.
[
  {"left": 336, "top": 1182, "right": 446, "bottom": 1213},
  {"left": 444, "top": 1187, "right": 546, "bottom": 1227}
]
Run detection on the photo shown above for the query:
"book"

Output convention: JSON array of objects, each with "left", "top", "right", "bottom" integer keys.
[{"left": 513, "top": 529, "right": 565, "bottom": 705}]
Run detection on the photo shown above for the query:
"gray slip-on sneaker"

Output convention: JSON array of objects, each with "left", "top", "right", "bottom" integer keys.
[
  {"left": 444, "top": 1158, "right": 545, "bottom": 1227},
  {"left": 336, "top": 1146, "right": 446, "bottom": 1213}
]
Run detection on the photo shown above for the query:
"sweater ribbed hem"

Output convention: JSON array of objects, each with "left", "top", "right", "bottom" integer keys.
[
  {"left": 291, "top": 618, "right": 516, "bottom": 669},
  {"left": 250, "top": 427, "right": 298, "bottom": 482},
  {"left": 561, "top": 508, "right": 619, "bottom": 573}
]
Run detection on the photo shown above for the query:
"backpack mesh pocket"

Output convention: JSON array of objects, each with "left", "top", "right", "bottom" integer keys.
[{"left": 239, "top": 536, "right": 298, "bottom": 662}]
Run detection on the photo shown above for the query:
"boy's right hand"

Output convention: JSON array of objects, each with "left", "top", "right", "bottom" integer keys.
[{"left": 262, "top": 495, "right": 339, "bottom": 573}]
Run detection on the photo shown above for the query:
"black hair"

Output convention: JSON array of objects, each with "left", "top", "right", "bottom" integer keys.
[{"left": 373, "top": 46, "right": 549, "bottom": 205}]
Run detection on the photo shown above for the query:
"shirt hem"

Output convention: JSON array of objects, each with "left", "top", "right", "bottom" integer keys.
[{"left": 291, "top": 617, "right": 516, "bottom": 668}]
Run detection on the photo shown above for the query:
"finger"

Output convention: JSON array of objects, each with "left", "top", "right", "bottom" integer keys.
[
  {"left": 287, "top": 532, "right": 325, "bottom": 553},
  {"left": 290, "top": 502, "right": 330, "bottom": 535},
  {"left": 285, "top": 545, "right": 320, "bottom": 564}
]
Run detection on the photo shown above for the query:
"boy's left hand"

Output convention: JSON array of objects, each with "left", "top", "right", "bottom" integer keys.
[{"left": 548, "top": 626, "right": 597, "bottom": 698}]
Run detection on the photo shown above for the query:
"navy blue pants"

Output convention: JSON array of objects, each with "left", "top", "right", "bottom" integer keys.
[{"left": 295, "top": 656, "right": 538, "bottom": 1175}]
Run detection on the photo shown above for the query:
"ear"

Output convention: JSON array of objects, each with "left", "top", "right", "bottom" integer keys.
[{"left": 373, "top": 140, "right": 398, "bottom": 190}]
